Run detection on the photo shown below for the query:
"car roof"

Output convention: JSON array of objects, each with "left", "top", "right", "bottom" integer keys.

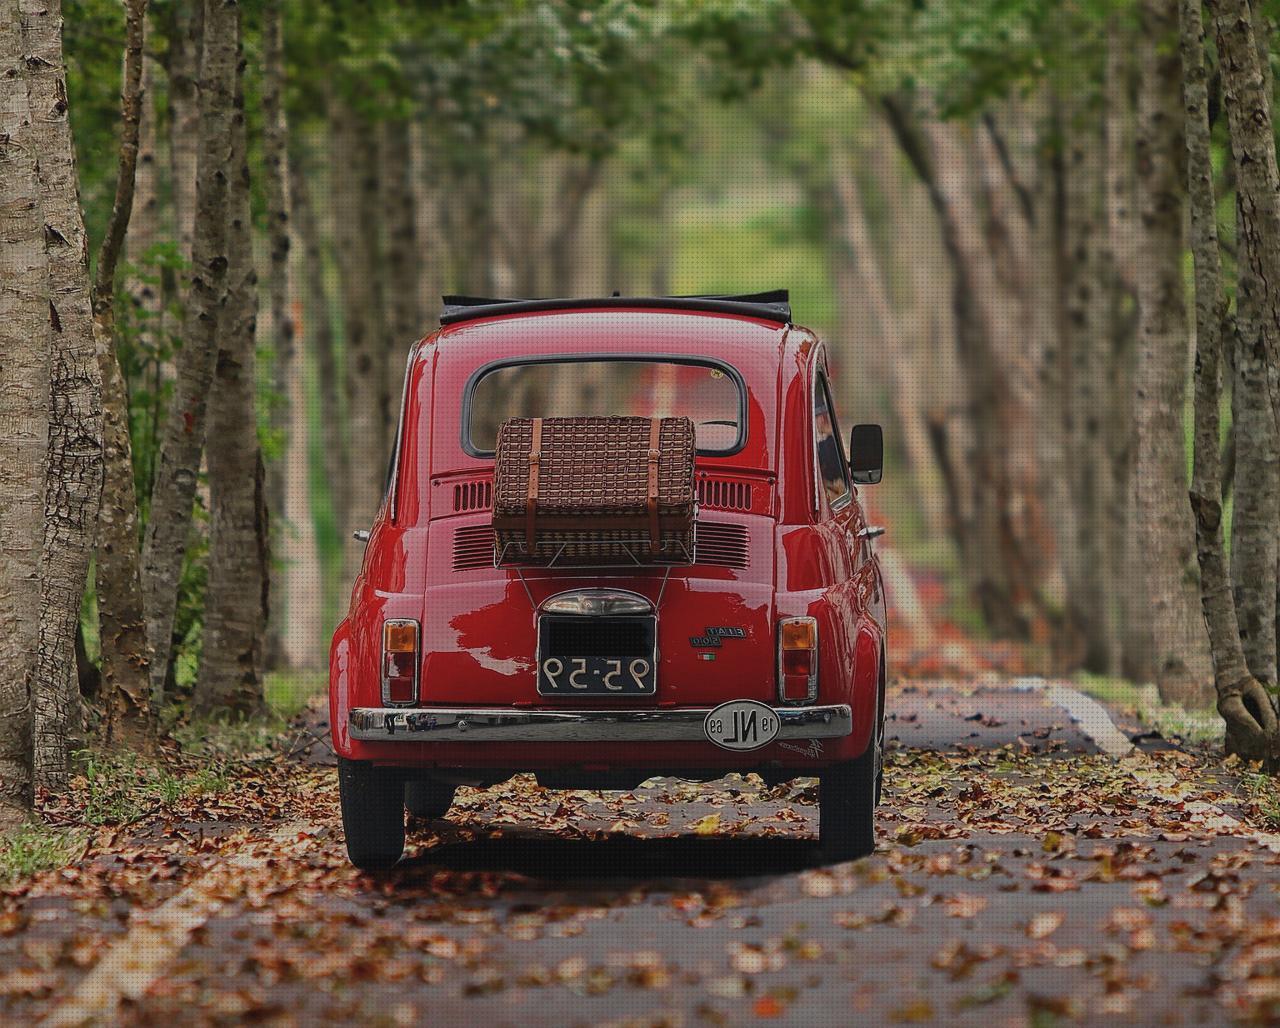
[{"left": 438, "top": 291, "right": 792, "bottom": 327}]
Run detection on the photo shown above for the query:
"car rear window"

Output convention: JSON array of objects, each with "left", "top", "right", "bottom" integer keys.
[{"left": 465, "top": 357, "right": 746, "bottom": 456}]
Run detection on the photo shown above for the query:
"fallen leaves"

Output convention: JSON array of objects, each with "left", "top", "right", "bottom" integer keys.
[{"left": 1026, "top": 912, "right": 1064, "bottom": 939}]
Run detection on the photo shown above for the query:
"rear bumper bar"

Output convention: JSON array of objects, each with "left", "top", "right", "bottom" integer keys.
[{"left": 348, "top": 704, "right": 852, "bottom": 743}]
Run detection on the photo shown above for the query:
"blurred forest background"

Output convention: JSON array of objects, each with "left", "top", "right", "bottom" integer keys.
[{"left": 5, "top": 0, "right": 1280, "bottom": 822}]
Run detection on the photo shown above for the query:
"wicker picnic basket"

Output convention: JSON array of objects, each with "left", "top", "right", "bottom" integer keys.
[{"left": 492, "top": 416, "right": 696, "bottom": 565}]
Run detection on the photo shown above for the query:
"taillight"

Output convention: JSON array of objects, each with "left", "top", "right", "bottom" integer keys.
[
  {"left": 382, "top": 619, "right": 419, "bottom": 706},
  {"left": 778, "top": 616, "right": 817, "bottom": 703}
]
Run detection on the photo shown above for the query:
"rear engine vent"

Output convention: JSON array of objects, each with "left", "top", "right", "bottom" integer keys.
[
  {"left": 454, "top": 522, "right": 748, "bottom": 571},
  {"left": 697, "top": 477, "right": 752, "bottom": 512},
  {"left": 696, "top": 522, "right": 750, "bottom": 569},
  {"left": 453, "top": 479, "right": 492, "bottom": 513},
  {"left": 452, "top": 524, "right": 495, "bottom": 571}
]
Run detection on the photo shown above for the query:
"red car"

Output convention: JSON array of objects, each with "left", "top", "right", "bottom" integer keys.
[{"left": 329, "top": 292, "right": 888, "bottom": 869}]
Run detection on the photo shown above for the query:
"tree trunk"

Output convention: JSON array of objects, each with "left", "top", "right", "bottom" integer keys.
[
  {"left": 290, "top": 159, "right": 348, "bottom": 543},
  {"left": 1102, "top": 26, "right": 1145, "bottom": 683},
  {"left": 1181, "top": 0, "right": 1280, "bottom": 762},
  {"left": 197, "top": 22, "right": 265, "bottom": 716},
  {"left": 380, "top": 120, "right": 422, "bottom": 455},
  {"left": 828, "top": 139, "right": 939, "bottom": 533},
  {"left": 1061, "top": 98, "right": 1123, "bottom": 674},
  {"left": 0, "top": 0, "right": 48, "bottom": 823},
  {"left": 409, "top": 124, "right": 443, "bottom": 325},
  {"left": 91, "top": 0, "right": 152, "bottom": 745},
  {"left": 881, "top": 95, "right": 1069, "bottom": 659},
  {"left": 1222, "top": 0, "right": 1280, "bottom": 689},
  {"left": 164, "top": 0, "right": 201, "bottom": 264},
  {"left": 261, "top": 0, "right": 290, "bottom": 670},
  {"left": 1128, "top": 0, "right": 1214, "bottom": 707},
  {"left": 328, "top": 100, "right": 387, "bottom": 585},
  {"left": 141, "top": 0, "right": 237, "bottom": 700},
  {"left": 22, "top": 0, "right": 105, "bottom": 789}
]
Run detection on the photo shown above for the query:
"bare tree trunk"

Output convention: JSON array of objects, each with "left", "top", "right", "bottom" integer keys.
[
  {"left": 197, "top": 24, "right": 264, "bottom": 716},
  {"left": 881, "top": 95, "right": 1069, "bottom": 659},
  {"left": 290, "top": 159, "right": 348, "bottom": 541},
  {"left": 1225, "top": 2, "right": 1279, "bottom": 689},
  {"left": 380, "top": 120, "right": 422, "bottom": 454},
  {"left": 329, "top": 100, "right": 387, "bottom": 585},
  {"left": 0, "top": 0, "right": 48, "bottom": 823},
  {"left": 261, "top": 0, "right": 290, "bottom": 670},
  {"left": 410, "top": 124, "right": 443, "bottom": 326},
  {"left": 828, "top": 139, "right": 938, "bottom": 530},
  {"left": 1061, "top": 99, "right": 1123, "bottom": 674},
  {"left": 91, "top": 0, "right": 152, "bottom": 746},
  {"left": 1103, "top": 26, "right": 1144, "bottom": 682},
  {"left": 22, "top": 0, "right": 105, "bottom": 788},
  {"left": 141, "top": 0, "right": 237, "bottom": 700},
  {"left": 164, "top": 0, "right": 200, "bottom": 264},
  {"left": 280, "top": 231, "right": 322, "bottom": 670},
  {"left": 1128, "top": 0, "right": 1214, "bottom": 707},
  {"left": 1181, "top": 0, "right": 1280, "bottom": 762}
]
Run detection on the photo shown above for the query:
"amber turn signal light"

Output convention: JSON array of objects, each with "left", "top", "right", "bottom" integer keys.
[
  {"left": 384, "top": 621, "right": 417, "bottom": 653},
  {"left": 780, "top": 619, "right": 816, "bottom": 652},
  {"left": 778, "top": 616, "right": 818, "bottom": 704},
  {"left": 382, "top": 619, "right": 419, "bottom": 706}
]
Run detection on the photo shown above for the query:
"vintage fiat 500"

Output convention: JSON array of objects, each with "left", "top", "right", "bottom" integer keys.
[{"left": 330, "top": 292, "right": 888, "bottom": 870}]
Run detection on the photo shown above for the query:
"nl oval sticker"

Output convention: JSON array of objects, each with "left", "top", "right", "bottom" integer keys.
[{"left": 704, "top": 700, "right": 780, "bottom": 752}]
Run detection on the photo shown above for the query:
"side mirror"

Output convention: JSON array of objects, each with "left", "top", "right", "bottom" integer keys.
[{"left": 848, "top": 424, "right": 883, "bottom": 485}]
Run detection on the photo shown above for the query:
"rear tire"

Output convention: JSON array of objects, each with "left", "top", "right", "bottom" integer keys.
[
  {"left": 819, "top": 735, "right": 879, "bottom": 863},
  {"left": 338, "top": 758, "right": 405, "bottom": 871},
  {"left": 405, "top": 779, "right": 456, "bottom": 820}
]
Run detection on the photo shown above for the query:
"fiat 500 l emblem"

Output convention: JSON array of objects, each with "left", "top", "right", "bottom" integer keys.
[{"left": 704, "top": 700, "right": 780, "bottom": 752}]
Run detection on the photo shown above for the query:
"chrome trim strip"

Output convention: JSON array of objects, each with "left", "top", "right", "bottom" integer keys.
[{"left": 349, "top": 704, "right": 852, "bottom": 743}]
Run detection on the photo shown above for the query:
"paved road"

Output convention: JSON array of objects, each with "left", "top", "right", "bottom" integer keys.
[{"left": 7, "top": 682, "right": 1280, "bottom": 1026}]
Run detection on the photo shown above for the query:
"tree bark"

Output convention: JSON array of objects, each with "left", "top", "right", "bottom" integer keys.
[
  {"left": 196, "top": 21, "right": 264, "bottom": 716},
  {"left": 290, "top": 159, "right": 348, "bottom": 543},
  {"left": 1212, "top": 0, "right": 1280, "bottom": 450},
  {"left": 1060, "top": 99, "right": 1123, "bottom": 674},
  {"left": 1128, "top": 0, "right": 1214, "bottom": 707},
  {"left": 1181, "top": 0, "right": 1280, "bottom": 762},
  {"left": 827, "top": 138, "right": 938, "bottom": 534},
  {"left": 91, "top": 0, "right": 152, "bottom": 746},
  {"left": 328, "top": 99, "right": 388, "bottom": 585},
  {"left": 881, "top": 95, "right": 1070, "bottom": 660},
  {"left": 141, "top": 0, "right": 237, "bottom": 700},
  {"left": 261, "top": 0, "right": 290, "bottom": 669},
  {"left": 164, "top": 0, "right": 201, "bottom": 264},
  {"left": 380, "top": 120, "right": 423, "bottom": 455},
  {"left": 1102, "top": 26, "right": 1145, "bottom": 683},
  {"left": 0, "top": 0, "right": 47, "bottom": 823},
  {"left": 22, "top": 0, "right": 105, "bottom": 788},
  {"left": 1220, "top": 0, "right": 1280, "bottom": 689}
]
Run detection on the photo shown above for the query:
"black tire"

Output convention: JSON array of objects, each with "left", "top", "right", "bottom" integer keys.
[
  {"left": 405, "top": 779, "right": 456, "bottom": 820},
  {"left": 819, "top": 734, "right": 879, "bottom": 863},
  {"left": 338, "top": 758, "right": 405, "bottom": 871}
]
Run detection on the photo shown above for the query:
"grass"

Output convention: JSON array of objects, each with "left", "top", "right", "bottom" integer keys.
[
  {"left": 1072, "top": 671, "right": 1224, "bottom": 746},
  {"left": 0, "top": 824, "right": 84, "bottom": 885},
  {"left": 1240, "top": 770, "right": 1280, "bottom": 831},
  {"left": 75, "top": 748, "right": 229, "bottom": 825}
]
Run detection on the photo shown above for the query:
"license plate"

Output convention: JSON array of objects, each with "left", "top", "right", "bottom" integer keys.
[{"left": 537, "top": 616, "right": 656, "bottom": 696}]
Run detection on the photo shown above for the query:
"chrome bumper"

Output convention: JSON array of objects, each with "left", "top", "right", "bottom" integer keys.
[{"left": 348, "top": 704, "right": 852, "bottom": 743}]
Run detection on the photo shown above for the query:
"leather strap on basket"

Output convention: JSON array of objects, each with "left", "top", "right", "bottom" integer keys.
[
  {"left": 647, "top": 419, "right": 661, "bottom": 552},
  {"left": 526, "top": 418, "right": 542, "bottom": 551}
]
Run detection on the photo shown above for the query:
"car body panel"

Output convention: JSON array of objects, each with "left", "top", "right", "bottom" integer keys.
[{"left": 329, "top": 305, "right": 886, "bottom": 781}]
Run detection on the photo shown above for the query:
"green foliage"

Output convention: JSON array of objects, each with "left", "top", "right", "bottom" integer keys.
[
  {"left": 73, "top": 749, "right": 226, "bottom": 825},
  {"left": 0, "top": 826, "right": 83, "bottom": 885}
]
